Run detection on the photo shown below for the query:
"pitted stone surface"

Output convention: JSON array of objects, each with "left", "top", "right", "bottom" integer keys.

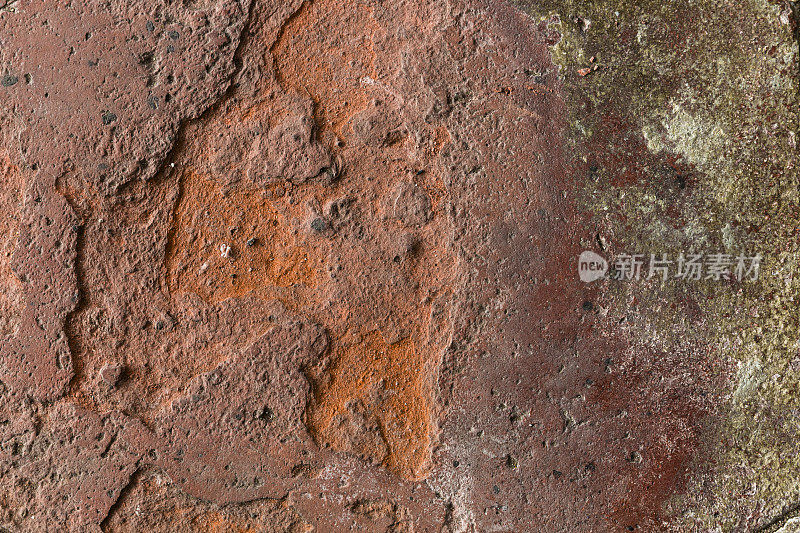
[{"left": 0, "top": 0, "right": 798, "bottom": 530}]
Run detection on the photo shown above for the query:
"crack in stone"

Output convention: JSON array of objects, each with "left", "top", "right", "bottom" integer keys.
[
  {"left": 126, "top": 0, "right": 259, "bottom": 194},
  {"left": 61, "top": 200, "right": 87, "bottom": 398},
  {"left": 65, "top": 0, "right": 259, "bottom": 400},
  {"left": 99, "top": 468, "right": 144, "bottom": 531}
]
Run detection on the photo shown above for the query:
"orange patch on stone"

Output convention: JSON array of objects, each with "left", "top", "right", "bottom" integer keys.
[
  {"left": 166, "top": 171, "right": 314, "bottom": 303},
  {"left": 192, "top": 511, "right": 256, "bottom": 533},
  {"left": 160, "top": 0, "right": 455, "bottom": 482},
  {"left": 272, "top": 0, "right": 379, "bottom": 138},
  {"left": 309, "top": 332, "right": 435, "bottom": 480}
]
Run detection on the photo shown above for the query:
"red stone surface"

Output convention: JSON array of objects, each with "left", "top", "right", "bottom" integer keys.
[{"left": 0, "top": 0, "right": 797, "bottom": 531}]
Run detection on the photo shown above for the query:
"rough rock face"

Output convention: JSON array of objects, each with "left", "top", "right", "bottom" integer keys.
[{"left": 0, "top": 0, "right": 798, "bottom": 531}]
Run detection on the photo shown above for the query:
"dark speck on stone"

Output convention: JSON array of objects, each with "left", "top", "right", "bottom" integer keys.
[
  {"left": 167, "top": 45, "right": 175, "bottom": 54},
  {"left": 311, "top": 218, "right": 328, "bottom": 232},
  {"left": 2, "top": 74, "right": 18, "bottom": 87},
  {"left": 582, "top": 300, "right": 593, "bottom": 311},
  {"left": 246, "top": 237, "right": 257, "bottom": 247},
  {"left": 258, "top": 407, "right": 275, "bottom": 422},
  {"left": 146, "top": 20, "right": 155, "bottom": 32},
  {"left": 169, "top": 30, "right": 179, "bottom": 40},
  {"left": 102, "top": 112, "right": 117, "bottom": 125}
]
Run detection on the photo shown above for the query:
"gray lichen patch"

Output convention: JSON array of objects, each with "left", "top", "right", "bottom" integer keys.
[{"left": 517, "top": 0, "right": 800, "bottom": 528}]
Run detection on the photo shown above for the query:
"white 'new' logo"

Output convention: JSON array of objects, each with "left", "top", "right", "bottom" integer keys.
[{"left": 579, "top": 251, "right": 608, "bottom": 282}]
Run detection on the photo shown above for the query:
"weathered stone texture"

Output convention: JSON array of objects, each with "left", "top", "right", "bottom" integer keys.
[{"left": 0, "top": 0, "right": 797, "bottom": 530}]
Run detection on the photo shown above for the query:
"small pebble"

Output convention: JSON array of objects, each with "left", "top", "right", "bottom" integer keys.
[
  {"left": 220, "top": 243, "right": 231, "bottom": 258},
  {"left": 100, "top": 363, "right": 123, "bottom": 387}
]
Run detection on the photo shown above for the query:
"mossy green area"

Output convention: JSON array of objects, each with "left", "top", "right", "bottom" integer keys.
[{"left": 515, "top": 0, "right": 799, "bottom": 529}]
